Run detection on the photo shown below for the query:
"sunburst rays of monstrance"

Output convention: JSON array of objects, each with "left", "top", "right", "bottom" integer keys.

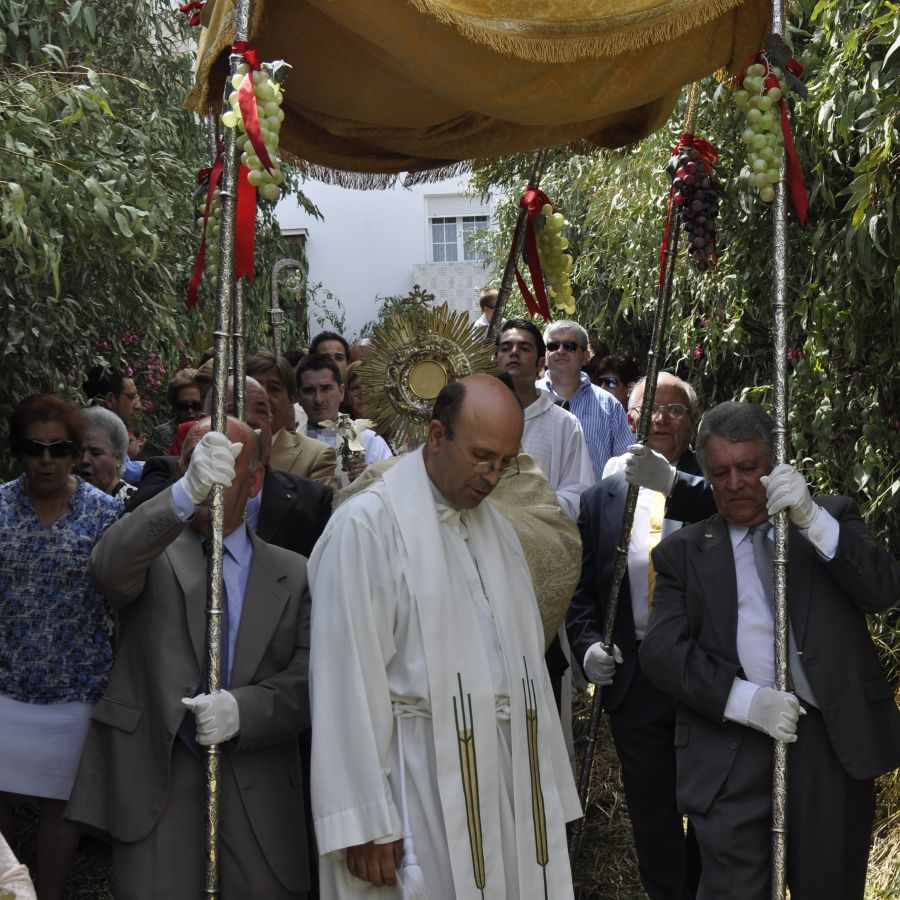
[{"left": 359, "top": 301, "right": 498, "bottom": 448}]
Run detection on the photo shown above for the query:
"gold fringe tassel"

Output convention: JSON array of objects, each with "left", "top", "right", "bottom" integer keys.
[{"left": 405, "top": 0, "right": 749, "bottom": 63}]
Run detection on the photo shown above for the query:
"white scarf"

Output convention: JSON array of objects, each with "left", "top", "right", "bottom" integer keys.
[{"left": 381, "top": 451, "right": 578, "bottom": 899}]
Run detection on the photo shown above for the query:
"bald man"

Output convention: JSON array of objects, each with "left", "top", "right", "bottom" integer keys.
[
  {"left": 309, "top": 375, "right": 581, "bottom": 899},
  {"left": 67, "top": 418, "right": 312, "bottom": 899}
]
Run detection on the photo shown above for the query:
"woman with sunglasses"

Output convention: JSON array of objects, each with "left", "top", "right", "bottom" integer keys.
[
  {"left": 0, "top": 394, "right": 121, "bottom": 900},
  {"left": 142, "top": 366, "right": 203, "bottom": 457},
  {"left": 585, "top": 351, "right": 641, "bottom": 409}
]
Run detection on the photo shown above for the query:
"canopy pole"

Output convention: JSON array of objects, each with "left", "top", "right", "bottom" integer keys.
[
  {"left": 232, "top": 279, "right": 246, "bottom": 419},
  {"left": 203, "top": 0, "right": 254, "bottom": 895},
  {"left": 487, "top": 148, "right": 549, "bottom": 341},
  {"left": 569, "top": 82, "right": 700, "bottom": 871},
  {"left": 270, "top": 258, "right": 304, "bottom": 358},
  {"left": 769, "top": 0, "right": 791, "bottom": 896}
]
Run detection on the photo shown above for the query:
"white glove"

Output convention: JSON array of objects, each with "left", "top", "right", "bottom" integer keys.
[
  {"left": 181, "top": 691, "right": 240, "bottom": 745},
  {"left": 180, "top": 431, "right": 243, "bottom": 505},
  {"left": 623, "top": 443, "right": 676, "bottom": 495},
  {"left": 761, "top": 463, "right": 817, "bottom": 529},
  {"left": 583, "top": 642, "right": 623, "bottom": 687},
  {"left": 746, "top": 686, "right": 804, "bottom": 742}
]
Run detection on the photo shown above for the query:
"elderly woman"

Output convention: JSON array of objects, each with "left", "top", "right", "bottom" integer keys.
[
  {"left": 78, "top": 406, "right": 136, "bottom": 502},
  {"left": 143, "top": 367, "right": 202, "bottom": 457},
  {"left": 0, "top": 395, "right": 121, "bottom": 900}
]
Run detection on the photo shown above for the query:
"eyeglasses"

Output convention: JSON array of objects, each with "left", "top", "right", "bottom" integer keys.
[
  {"left": 546, "top": 340, "right": 584, "bottom": 353},
  {"left": 448, "top": 436, "right": 519, "bottom": 479},
  {"left": 175, "top": 401, "right": 204, "bottom": 413},
  {"left": 630, "top": 403, "right": 689, "bottom": 420},
  {"left": 598, "top": 377, "right": 620, "bottom": 389},
  {"left": 19, "top": 439, "right": 76, "bottom": 458}
]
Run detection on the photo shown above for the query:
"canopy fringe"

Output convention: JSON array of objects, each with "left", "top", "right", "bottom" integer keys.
[{"left": 406, "top": 0, "right": 749, "bottom": 63}]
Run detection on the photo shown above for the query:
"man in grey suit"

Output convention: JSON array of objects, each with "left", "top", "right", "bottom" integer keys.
[
  {"left": 67, "top": 417, "right": 311, "bottom": 899},
  {"left": 640, "top": 401, "right": 900, "bottom": 900}
]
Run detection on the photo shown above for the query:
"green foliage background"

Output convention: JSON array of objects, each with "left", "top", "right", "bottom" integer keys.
[
  {"left": 473, "top": 0, "right": 899, "bottom": 562},
  {"left": 0, "top": 0, "right": 316, "bottom": 461}
]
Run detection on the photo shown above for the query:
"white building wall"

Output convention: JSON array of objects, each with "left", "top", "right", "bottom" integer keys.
[{"left": 275, "top": 175, "right": 495, "bottom": 339}]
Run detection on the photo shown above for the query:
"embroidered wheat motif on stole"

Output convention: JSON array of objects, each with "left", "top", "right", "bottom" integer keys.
[{"left": 453, "top": 673, "right": 486, "bottom": 895}]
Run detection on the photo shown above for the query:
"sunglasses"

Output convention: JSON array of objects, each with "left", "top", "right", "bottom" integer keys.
[
  {"left": 175, "top": 401, "right": 204, "bottom": 413},
  {"left": 598, "top": 377, "right": 620, "bottom": 389},
  {"left": 546, "top": 340, "right": 584, "bottom": 353},
  {"left": 19, "top": 439, "right": 76, "bottom": 458}
]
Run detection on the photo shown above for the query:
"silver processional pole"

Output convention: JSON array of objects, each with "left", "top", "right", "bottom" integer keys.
[
  {"left": 769, "top": 0, "right": 792, "bottom": 895},
  {"left": 203, "top": 0, "right": 254, "bottom": 893},
  {"left": 569, "top": 82, "right": 701, "bottom": 869}
]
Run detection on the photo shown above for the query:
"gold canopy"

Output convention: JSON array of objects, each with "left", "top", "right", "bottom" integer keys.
[{"left": 188, "top": 0, "right": 768, "bottom": 181}]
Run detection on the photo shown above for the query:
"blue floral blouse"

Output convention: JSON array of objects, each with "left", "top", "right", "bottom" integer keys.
[{"left": 0, "top": 475, "right": 122, "bottom": 704}]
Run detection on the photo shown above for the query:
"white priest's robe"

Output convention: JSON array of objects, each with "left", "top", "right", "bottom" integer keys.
[{"left": 308, "top": 450, "right": 581, "bottom": 899}]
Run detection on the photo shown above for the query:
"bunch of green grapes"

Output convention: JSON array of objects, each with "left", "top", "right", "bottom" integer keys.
[
  {"left": 535, "top": 203, "right": 575, "bottom": 315},
  {"left": 222, "top": 64, "right": 285, "bottom": 203},
  {"left": 734, "top": 60, "right": 788, "bottom": 204}
]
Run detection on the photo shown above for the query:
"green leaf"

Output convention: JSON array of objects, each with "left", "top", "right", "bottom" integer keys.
[
  {"left": 82, "top": 5, "right": 96, "bottom": 39},
  {"left": 114, "top": 210, "right": 133, "bottom": 238}
]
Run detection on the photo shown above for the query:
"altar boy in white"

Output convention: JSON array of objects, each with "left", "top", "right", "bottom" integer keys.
[{"left": 309, "top": 374, "right": 581, "bottom": 899}]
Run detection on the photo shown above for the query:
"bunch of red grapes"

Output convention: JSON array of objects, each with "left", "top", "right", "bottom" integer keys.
[{"left": 666, "top": 145, "right": 721, "bottom": 273}]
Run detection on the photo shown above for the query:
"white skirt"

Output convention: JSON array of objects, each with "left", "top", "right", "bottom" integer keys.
[{"left": 0, "top": 695, "right": 93, "bottom": 800}]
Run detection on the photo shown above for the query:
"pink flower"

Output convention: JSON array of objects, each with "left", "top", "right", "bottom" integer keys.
[
  {"left": 787, "top": 347, "right": 803, "bottom": 362},
  {"left": 693, "top": 344, "right": 703, "bottom": 361},
  {"left": 699, "top": 314, "right": 708, "bottom": 327}
]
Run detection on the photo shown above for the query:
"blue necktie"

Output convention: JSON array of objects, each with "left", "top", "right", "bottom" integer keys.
[{"left": 751, "top": 525, "right": 818, "bottom": 708}]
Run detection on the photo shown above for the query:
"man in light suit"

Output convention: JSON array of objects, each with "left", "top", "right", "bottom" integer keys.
[
  {"left": 247, "top": 350, "right": 338, "bottom": 490},
  {"left": 640, "top": 401, "right": 900, "bottom": 900},
  {"left": 67, "top": 417, "right": 312, "bottom": 899},
  {"left": 566, "top": 373, "right": 715, "bottom": 899}
]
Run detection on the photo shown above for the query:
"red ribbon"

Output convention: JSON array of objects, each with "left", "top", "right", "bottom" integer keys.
[
  {"left": 188, "top": 153, "right": 224, "bottom": 308},
  {"left": 741, "top": 51, "right": 808, "bottom": 226},
  {"left": 512, "top": 188, "right": 552, "bottom": 320},
  {"left": 231, "top": 42, "right": 275, "bottom": 175},
  {"left": 178, "top": 1, "right": 204, "bottom": 27},
  {"left": 235, "top": 164, "right": 256, "bottom": 281}
]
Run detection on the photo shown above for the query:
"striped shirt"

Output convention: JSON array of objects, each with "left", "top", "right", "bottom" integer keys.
[{"left": 535, "top": 372, "right": 632, "bottom": 480}]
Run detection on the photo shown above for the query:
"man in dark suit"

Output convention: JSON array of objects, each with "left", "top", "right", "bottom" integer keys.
[
  {"left": 67, "top": 417, "right": 312, "bottom": 898},
  {"left": 640, "top": 401, "right": 900, "bottom": 900},
  {"left": 567, "top": 373, "right": 715, "bottom": 899},
  {"left": 128, "top": 376, "right": 331, "bottom": 559}
]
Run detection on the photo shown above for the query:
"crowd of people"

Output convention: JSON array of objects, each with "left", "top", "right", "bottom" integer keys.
[{"left": 0, "top": 302, "right": 898, "bottom": 900}]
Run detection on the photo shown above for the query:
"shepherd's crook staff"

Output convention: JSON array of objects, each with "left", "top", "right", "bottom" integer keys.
[
  {"left": 769, "top": 0, "right": 791, "bottom": 896},
  {"left": 487, "top": 148, "right": 549, "bottom": 342},
  {"left": 203, "top": 0, "right": 254, "bottom": 894},
  {"left": 568, "top": 83, "right": 701, "bottom": 869},
  {"left": 269, "top": 257, "right": 304, "bottom": 358}
]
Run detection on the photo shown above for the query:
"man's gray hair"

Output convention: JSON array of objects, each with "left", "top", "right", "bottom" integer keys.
[
  {"left": 543, "top": 320, "right": 589, "bottom": 349},
  {"left": 696, "top": 401, "right": 774, "bottom": 475},
  {"left": 628, "top": 373, "right": 700, "bottom": 423},
  {"left": 82, "top": 406, "right": 129, "bottom": 475}
]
